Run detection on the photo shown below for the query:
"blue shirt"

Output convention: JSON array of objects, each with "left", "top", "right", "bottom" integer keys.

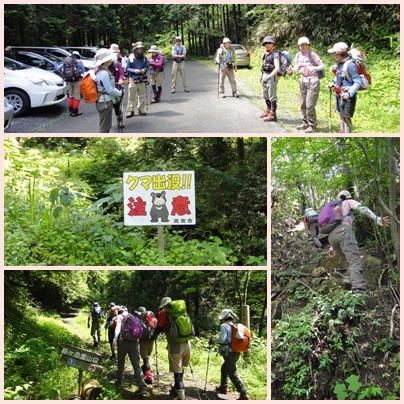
[
  {"left": 126, "top": 54, "right": 149, "bottom": 79},
  {"left": 335, "top": 57, "right": 361, "bottom": 97}
]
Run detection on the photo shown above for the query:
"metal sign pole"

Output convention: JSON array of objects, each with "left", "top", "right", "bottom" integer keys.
[
  {"left": 78, "top": 369, "right": 83, "bottom": 397},
  {"left": 158, "top": 223, "right": 164, "bottom": 258}
]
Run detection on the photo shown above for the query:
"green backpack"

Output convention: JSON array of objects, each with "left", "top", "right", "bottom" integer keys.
[{"left": 166, "top": 300, "right": 195, "bottom": 343}]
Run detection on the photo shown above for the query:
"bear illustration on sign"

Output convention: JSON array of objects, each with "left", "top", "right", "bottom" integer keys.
[{"left": 150, "top": 191, "right": 169, "bottom": 222}]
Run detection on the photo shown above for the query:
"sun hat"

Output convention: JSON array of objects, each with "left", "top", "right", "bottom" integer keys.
[
  {"left": 223, "top": 37, "right": 231, "bottom": 44},
  {"left": 218, "top": 309, "right": 240, "bottom": 321},
  {"left": 298, "top": 37, "right": 310, "bottom": 46},
  {"left": 337, "top": 190, "right": 352, "bottom": 199},
  {"left": 159, "top": 297, "right": 172, "bottom": 309},
  {"left": 109, "top": 44, "right": 120, "bottom": 54},
  {"left": 133, "top": 42, "right": 145, "bottom": 50},
  {"left": 262, "top": 35, "right": 275, "bottom": 45},
  {"left": 94, "top": 48, "right": 115, "bottom": 66},
  {"left": 327, "top": 42, "right": 349, "bottom": 53},
  {"left": 148, "top": 45, "right": 159, "bottom": 53},
  {"left": 134, "top": 306, "right": 147, "bottom": 316}
]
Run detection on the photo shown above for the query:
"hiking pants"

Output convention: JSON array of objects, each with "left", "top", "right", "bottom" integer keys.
[
  {"left": 68, "top": 81, "right": 81, "bottom": 101},
  {"left": 328, "top": 225, "right": 366, "bottom": 294},
  {"left": 171, "top": 61, "right": 188, "bottom": 91},
  {"left": 336, "top": 92, "right": 357, "bottom": 132},
  {"left": 90, "top": 320, "right": 101, "bottom": 341},
  {"left": 221, "top": 352, "right": 248, "bottom": 395},
  {"left": 96, "top": 99, "right": 114, "bottom": 133},
  {"left": 261, "top": 74, "right": 278, "bottom": 105},
  {"left": 139, "top": 340, "right": 153, "bottom": 359},
  {"left": 308, "top": 222, "right": 322, "bottom": 248},
  {"left": 300, "top": 77, "right": 320, "bottom": 128},
  {"left": 168, "top": 341, "right": 190, "bottom": 374},
  {"left": 150, "top": 71, "right": 163, "bottom": 87},
  {"left": 219, "top": 64, "right": 237, "bottom": 94},
  {"left": 116, "top": 339, "right": 147, "bottom": 388},
  {"left": 127, "top": 81, "right": 147, "bottom": 114}
]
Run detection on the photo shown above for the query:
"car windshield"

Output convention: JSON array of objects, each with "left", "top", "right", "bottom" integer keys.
[
  {"left": 31, "top": 51, "right": 64, "bottom": 63},
  {"left": 4, "top": 57, "right": 32, "bottom": 70},
  {"left": 231, "top": 45, "right": 245, "bottom": 51}
]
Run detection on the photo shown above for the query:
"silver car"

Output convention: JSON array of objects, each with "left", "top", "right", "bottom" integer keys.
[
  {"left": 231, "top": 44, "right": 251, "bottom": 67},
  {"left": 4, "top": 97, "right": 14, "bottom": 130}
]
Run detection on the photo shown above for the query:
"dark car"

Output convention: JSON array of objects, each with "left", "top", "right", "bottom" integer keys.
[{"left": 5, "top": 50, "right": 63, "bottom": 76}]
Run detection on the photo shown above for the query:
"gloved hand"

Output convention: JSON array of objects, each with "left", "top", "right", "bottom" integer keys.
[
  {"left": 327, "top": 82, "right": 335, "bottom": 90},
  {"left": 331, "top": 65, "right": 338, "bottom": 75},
  {"left": 334, "top": 85, "right": 342, "bottom": 95}
]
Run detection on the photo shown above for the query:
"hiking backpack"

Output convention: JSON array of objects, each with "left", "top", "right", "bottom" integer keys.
[
  {"left": 225, "top": 322, "right": 251, "bottom": 353},
  {"left": 140, "top": 311, "right": 157, "bottom": 341},
  {"left": 62, "top": 56, "right": 81, "bottom": 82},
  {"left": 304, "top": 208, "right": 319, "bottom": 224},
  {"left": 318, "top": 200, "right": 353, "bottom": 234},
  {"left": 166, "top": 300, "right": 195, "bottom": 343},
  {"left": 121, "top": 313, "right": 143, "bottom": 341},
  {"left": 343, "top": 48, "right": 371, "bottom": 91},
  {"left": 80, "top": 68, "right": 109, "bottom": 103},
  {"left": 297, "top": 50, "right": 325, "bottom": 79},
  {"left": 91, "top": 306, "right": 103, "bottom": 321},
  {"left": 261, "top": 50, "right": 292, "bottom": 77},
  {"left": 159, "top": 51, "right": 167, "bottom": 71}
]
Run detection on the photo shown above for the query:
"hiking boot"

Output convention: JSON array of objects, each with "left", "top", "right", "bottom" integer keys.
[
  {"left": 215, "top": 385, "right": 229, "bottom": 394},
  {"left": 259, "top": 109, "right": 270, "bottom": 119},
  {"left": 263, "top": 112, "right": 277, "bottom": 122},
  {"left": 144, "top": 370, "right": 154, "bottom": 384},
  {"left": 126, "top": 111, "right": 134, "bottom": 118},
  {"left": 71, "top": 112, "right": 83, "bottom": 117},
  {"left": 184, "top": 89, "right": 189, "bottom": 92},
  {"left": 177, "top": 389, "right": 186, "bottom": 400},
  {"left": 220, "top": 93, "right": 226, "bottom": 98},
  {"left": 170, "top": 386, "right": 177, "bottom": 397},
  {"left": 138, "top": 111, "right": 147, "bottom": 116},
  {"left": 171, "top": 90, "right": 176, "bottom": 93},
  {"left": 117, "top": 118, "right": 124, "bottom": 129},
  {"left": 305, "top": 126, "right": 315, "bottom": 133},
  {"left": 238, "top": 393, "right": 251, "bottom": 400},
  {"left": 233, "top": 92, "right": 239, "bottom": 98},
  {"left": 296, "top": 123, "right": 308, "bottom": 130},
  {"left": 135, "top": 386, "right": 147, "bottom": 396},
  {"left": 93, "top": 341, "right": 98, "bottom": 347}
]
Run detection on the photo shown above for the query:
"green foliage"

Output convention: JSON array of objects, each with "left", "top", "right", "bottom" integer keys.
[{"left": 334, "top": 375, "right": 383, "bottom": 400}]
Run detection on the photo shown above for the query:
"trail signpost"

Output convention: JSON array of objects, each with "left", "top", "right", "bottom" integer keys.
[{"left": 123, "top": 170, "right": 196, "bottom": 257}]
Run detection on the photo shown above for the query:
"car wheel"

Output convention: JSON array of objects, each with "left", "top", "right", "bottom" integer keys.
[{"left": 5, "top": 89, "right": 30, "bottom": 117}]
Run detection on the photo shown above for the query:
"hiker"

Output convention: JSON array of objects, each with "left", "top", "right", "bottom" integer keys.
[
  {"left": 303, "top": 208, "right": 323, "bottom": 248},
  {"left": 151, "top": 297, "right": 191, "bottom": 400},
  {"left": 324, "top": 190, "right": 391, "bottom": 295},
  {"left": 108, "top": 44, "right": 125, "bottom": 129},
  {"left": 147, "top": 45, "right": 164, "bottom": 103},
  {"left": 209, "top": 309, "right": 251, "bottom": 400},
  {"left": 215, "top": 37, "right": 238, "bottom": 98},
  {"left": 112, "top": 305, "right": 148, "bottom": 395},
  {"left": 87, "top": 302, "right": 104, "bottom": 347},
  {"left": 56, "top": 51, "right": 85, "bottom": 117},
  {"left": 259, "top": 35, "right": 280, "bottom": 122},
  {"left": 286, "top": 37, "right": 324, "bottom": 133},
  {"left": 171, "top": 37, "right": 189, "bottom": 93},
  {"left": 126, "top": 42, "right": 149, "bottom": 117},
  {"left": 106, "top": 304, "right": 119, "bottom": 359},
  {"left": 134, "top": 306, "right": 157, "bottom": 384},
  {"left": 327, "top": 42, "right": 361, "bottom": 132},
  {"left": 93, "top": 48, "right": 123, "bottom": 133}
]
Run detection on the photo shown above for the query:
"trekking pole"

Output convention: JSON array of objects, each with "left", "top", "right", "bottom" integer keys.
[
  {"left": 328, "top": 88, "right": 332, "bottom": 133},
  {"left": 204, "top": 346, "right": 211, "bottom": 390},
  {"left": 154, "top": 339, "right": 160, "bottom": 395},
  {"left": 188, "top": 361, "right": 202, "bottom": 400},
  {"left": 217, "top": 63, "right": 220, "bottom": 99}
]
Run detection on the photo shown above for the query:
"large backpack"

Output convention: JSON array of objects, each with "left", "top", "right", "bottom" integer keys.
[
  {"left": 121, "top": 313, "right": 143, "bottom": 341},
  {"left": 225, "top": 322, "right": 251, "bottom": 353},
  {"left": 318, "top": 200, "right": 353, "bottom": 234},
  {"left": 80, "top": 68, "right": 108, "bottom": 103},
  {"left": 62, "top": 56, "right": 81, "bottom": 82},
  {"left": 159, "top": 51, "right": 167, "bottom": 71},
  {"left": 342, "top": 48, "right": 371, "bottom": 91},
  {"left": 297, "top": 50, "right": 325, "bottom": 79},
  {"left": 166, "top": 300, "right": 195, "bottom": 343},
  {"left": 304, "top": 208, "right": 319, "bottom": 224},
  {"left": 140, "top": 311, "right": 157, "bottom": 341},
  {"left": 91, "top": 306, "right": 103, "bottom": 321},
  {"left": 261, "top": 50, "right": 292, "bottom": 77}
]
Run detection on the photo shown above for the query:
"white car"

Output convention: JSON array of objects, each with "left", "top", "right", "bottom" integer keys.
[{"left": 4, "top": 57, "right": 67, "bottom": 117}]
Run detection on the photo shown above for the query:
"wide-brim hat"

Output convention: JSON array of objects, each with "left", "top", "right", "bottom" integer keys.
[
  {"left": 133, "top": 42, "right": 145, "bottom": 50},
  {"left": 223, "top": 37, "right": 231, "bottom": 44},
  {"left": 94, "top": 48, "right": 115, "bottom": 66},
  {"left": 218, "top": 309, "right": 239, "bottom": 321},
  {"left": 327, "top": 42, "right": 349, "bottom": 53},
  {"left": 262, "top": 35, "right": 275, "bottom": 45},
  {"left": 148, "top": 45, "right": 159, "bottom": 53},
  {"left": 134, "top": 306, "right": 146, "bottom": 316},
  {"left": 159, "top": 297, "right": 172, "bottom": 309},
  {"left": 109, "top": 44, "right": 120, "bottom": 54}
]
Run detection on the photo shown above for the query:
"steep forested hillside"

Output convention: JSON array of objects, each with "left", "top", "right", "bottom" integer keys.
[{"left": 271, "top": 137, "right": 400, "bottom": 399}]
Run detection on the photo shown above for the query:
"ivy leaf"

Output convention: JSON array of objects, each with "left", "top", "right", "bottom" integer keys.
[
  {"left": 346, "top": 374, "right": 362, "bottom": 393},
  {"left": 333, "top": 383, "right": 348, "bottom": 400}
]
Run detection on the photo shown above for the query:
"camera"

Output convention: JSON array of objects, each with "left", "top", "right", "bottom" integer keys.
[
  {"left": 225, "top": 61, "right": 234, "bottom": 69},
  {"left": 262, "top": 63, "right": 272, "bottom": 73}
]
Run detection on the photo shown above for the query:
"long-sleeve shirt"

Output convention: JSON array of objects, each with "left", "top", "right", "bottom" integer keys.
[
  {"left": 212, "top": 321, "right": 234, "bottom": 356},
  {"left": 95, "top": 66, "right": 122, "bottom": 103},
  {"left": 126, "top": 54, "right": 149, "bottom": 80},
  {"left": 334, "top": 58, "right": 361, "bottom": 97}
]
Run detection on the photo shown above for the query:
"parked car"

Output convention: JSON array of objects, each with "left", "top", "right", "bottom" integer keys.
[
  {"left": 4, "top": 97, "right": 14, "bottom": 130},
  {"left": 61, "top": 46, "right": 98, "bottom": 59},
  {"left": 4, "top": 57, "right": 67, "bottom": 117},
  {"left": 5, "top": 46, "right": 95, "bottom": 69},
  {"left": 5, "top": 50, "right": 63, "bottom": 76},
  {"left": 230, "top": 44, "right": 251, "bottom": 67}
]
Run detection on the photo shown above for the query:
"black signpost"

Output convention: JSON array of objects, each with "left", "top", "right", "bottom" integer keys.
[{"left": 59, "top": 344, "right": 103, "bottom": 397}]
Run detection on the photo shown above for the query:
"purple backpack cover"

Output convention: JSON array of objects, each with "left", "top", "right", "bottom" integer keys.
[
  {"left": 318, "top": 201, "right": 338, "bottom": 227},
  {"left": 121, "top": 313, "right": 143, "bottom": 341}
]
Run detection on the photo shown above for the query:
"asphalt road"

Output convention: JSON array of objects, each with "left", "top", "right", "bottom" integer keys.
[{"left": 7, "top": 60, "right": 288, "bottom": 134}]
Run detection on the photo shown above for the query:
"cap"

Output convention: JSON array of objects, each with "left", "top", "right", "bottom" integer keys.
[
  {"left": 94, "top": 302, "right": 99, "bottom": 306},
  {"left": 134, "top": 306, "right": 146, "bottom": 316},
  {"left": 159, "top": 297, "right": 172, "bottom": 309},
  {"left": 327, "top": 42, "right": 349, "bottom": 53},
  {"left": 337, "top": 190, "right": 352, "bottom": 199},
  {"left": 262, "top": 35, "right": 275, "bottom": 45},
  {"left": 298, "top": 37, "right": 310, "bottom": 46},
  {"left": 175, "top": 37, "right": 182, "bottom": 42},
  {"left": 71, "top": 51, "right": 81, "bottom": 58},
  {"left": 218, "top": 309, "right": 239, "bottom": 321},
  {"left": 109, "top": 302, "right": 115, "bottom": 307},
  {"left": 223, "top": 37, "right": 231, "bottom": 44}
]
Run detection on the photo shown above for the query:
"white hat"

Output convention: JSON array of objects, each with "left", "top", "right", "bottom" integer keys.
[
  {"left": 109, "top": 44, "right": 120, "bottom": 54},
  {"left": 133, "top": 41, "right": 145, "bottom": 50},
  {"left": 94, "top": 48, "right": 115, "bottom": 66},
  {"left": 159, "top": 297, "right": 172, "bottom": 309},
  {"left": 148, "top": 45, "right": 159, "bottom": 53},
  {"left": 298, "top": 37, "right": 310, "bottom": 46},
  {"left": 337, "top": 190, "right": 352, "bottom": 199},
  {"left": 223, "top": 37, "right": 231, "bottom": 44},
  {"left": 218, "top": 309, "right": 239, "bottom": 321},
  {"left": 327, "top": 42, "right": 349, "bottom": 53}
]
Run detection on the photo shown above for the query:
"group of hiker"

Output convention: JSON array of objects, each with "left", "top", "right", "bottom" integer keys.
[
  {"left": 58, "top": 34, "right": 366, "bottom": 133},
  {"left": 303, "top": 190, "right": 391, "bottom": 295},
  {"left": 87, "top": 298, "right": 252, "bottom": 400}
]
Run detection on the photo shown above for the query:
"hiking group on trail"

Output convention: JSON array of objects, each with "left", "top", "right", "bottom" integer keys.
[
  {"left": 57, "top": 33, "right": 369, "bottom": 133},
  {"left": 87, "top": 298, "right": 252, "bottom": 400},
  {"left": 303, "top": 190, "right": 391, "bottom": 295}
]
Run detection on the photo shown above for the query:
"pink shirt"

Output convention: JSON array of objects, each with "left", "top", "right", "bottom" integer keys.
[{"left": 340, "top": 199, "right": 359, "bottom": 226}]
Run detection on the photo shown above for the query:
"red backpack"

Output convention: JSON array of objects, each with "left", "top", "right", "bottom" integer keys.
[
  {"left": 226, "top": 322, "right": 251, "bottom": 353},
  {"left": 343, "top": 48, "right": 371, "bottom": 91}
]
